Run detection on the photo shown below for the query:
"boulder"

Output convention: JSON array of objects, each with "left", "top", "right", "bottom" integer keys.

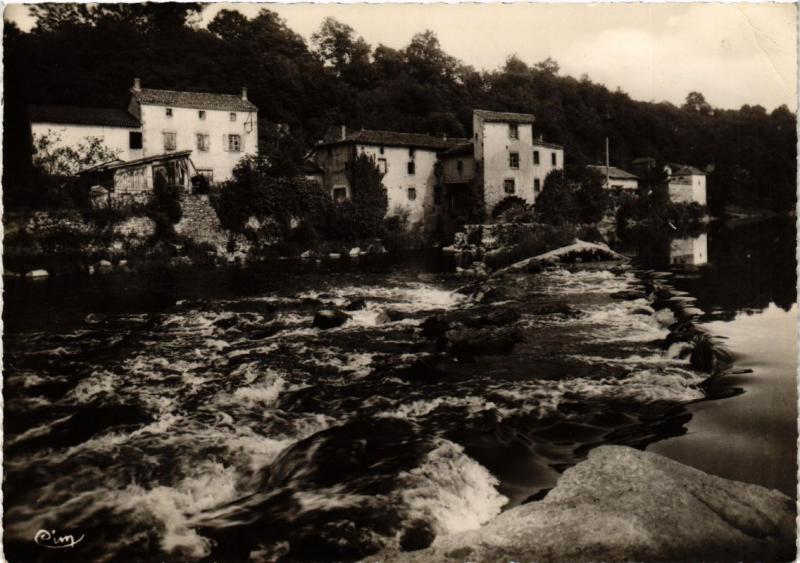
[
  {"left": 345, "top": 298, "right": 367, "bottom": 311},
  {"left": 630, "top": 305, "right": 655, "bottom": 316},
  {"left": 373, "top": 446, "right": 796, "bottom": 562},
  {"left": 349, "top": 247, "right": 361, "bottom": 257},
  {"left": 527, "top": 302, "right": 579, "bottom": 317},
  {"left": 611, "top": 289, "right": 646, "bottom": 300},
  {"left": 313, "top": 309, "right": 351, "bottom": 330},
  {"left": 443, "top": 326, "right": 524, "bottom": 360},
  {"left": 420, "top": 306, "right": 520, "bottom": 338},
  {"left": 97, "top": 259, "right": 113, "bottom": 271}
]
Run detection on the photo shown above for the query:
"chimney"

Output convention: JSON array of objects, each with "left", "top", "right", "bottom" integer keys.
[
  {"left": 340, "top": 125, "right": 346, "bottom": 140},
  {"left": 241, "top": 86, "right": 248, "bottom": 101},
  {"left": 133, "top": 77, "right": 141, "bottom": 92}
]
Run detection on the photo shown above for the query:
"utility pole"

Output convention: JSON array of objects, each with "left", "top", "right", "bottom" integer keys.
[{"left": 605, "top": 136, "right": 610, "bottom": 189}]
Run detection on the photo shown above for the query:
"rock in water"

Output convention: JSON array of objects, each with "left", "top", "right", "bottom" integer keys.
[
  {"left": 443, "top": 326, "right": 524, "bottom": 360},
  {"left": 373, "top": 446, "right": 796, "bottom": 562},
  {"left": 313, "top": 309, "right": 351, "bottom": 329},
  {"left": 25, "top": 269, "right": 49, "bottom": 279},
  {"left": 345, "top": 298, "right": 367, "bottom": 311}
]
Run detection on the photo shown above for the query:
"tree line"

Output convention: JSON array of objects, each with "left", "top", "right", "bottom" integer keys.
[{"left": 4, "top": 3, "right": 796, "bottom": 212}]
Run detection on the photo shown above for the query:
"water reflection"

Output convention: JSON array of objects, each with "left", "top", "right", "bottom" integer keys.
[{"left": 669, "top": 234, "right": 708, "bottom": 266}]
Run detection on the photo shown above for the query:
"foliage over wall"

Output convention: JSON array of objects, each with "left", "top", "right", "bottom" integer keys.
[{"left": 4, "top": 5, "right": 796, "bottom": 212}]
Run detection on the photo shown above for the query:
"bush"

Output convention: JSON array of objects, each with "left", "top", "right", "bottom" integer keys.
[
  {"left": 491, "top": 196, "right": 534, "bottom": 223},
  {"left": 578, "top": 225, "right": 606, "bottom": 244},
  {"left": 148, "top": 174, "right": 183, "bottom": 239},
  {"left": 326, "top": 153, "right": 389, "bottom": 241},
  {"left": 191, "top": 174, "right": 211, "bottom": 195},
  {"left": 536, "top": 169, "right": 579, "bottom": 225}
]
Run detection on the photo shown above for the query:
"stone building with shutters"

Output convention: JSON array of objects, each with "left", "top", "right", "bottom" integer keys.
[{"left": 29, "top": 78, "right": 258, "bottom": 184}]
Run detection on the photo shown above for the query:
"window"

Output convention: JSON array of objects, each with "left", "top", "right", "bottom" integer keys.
[
  {"left": 509, "top": 152, "right": 520, "bottom": 169},
  {"left": 504, "top": 179, "right": 515, "bottom": 194},
  {"left": 408, "top": 187, "right": 417, "bottom": 201},
  {"left": 534, "top": 179, "right": 541, "bottom": 193},
  {"left": 407, "top": 161, "right": 416, "bottom": 175},
  {"left": 552, "top": 152, "right": 557, "bottom": 166},
  {"left": 379, "top": 146, "right": 385, "bottom": 155},
  {"left": 227, "top": 134, "right": 242, "bottom": 152},
  {"left": 197, "top": 169, "right": 214, "bottom": 182},
  {"left": 197, "top": 134, "right": 210, "bottom": 151},
  {"left": 166, "top": 108, "right": 173, "bottom": 117},
  {"left": 509, "top": 123, "right": 519, "bottom": 139},
  {"left": 332, "top": 187, "right": 348, "bottom": 203},
  {"left": 199, "top": 110, "right": 206, "bottom": 120},
  {"left": 434, "top": 185, "right": 443, "bottom": 205},
  {"left": 163, "top": 132, "right": 177, "bottom": 151},
  {"left": 229, "top": 112, "right": 237, "bottom": 122},
  {"left": 377, "top": 158, "right": 387, "bottom": 174},
  {"left": 533, "top": 150, "right": 540, "bottom": 165},
  {"left": 129, "top": 131, "right": 142, "bottom": 150},
  {"left": 457, "top": 160, "right": 464, "bottom": 175}
]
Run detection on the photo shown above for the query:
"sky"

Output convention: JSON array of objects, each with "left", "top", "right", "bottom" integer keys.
[{"left": 5, "top": 2, "right": 798, "bottom": 111}]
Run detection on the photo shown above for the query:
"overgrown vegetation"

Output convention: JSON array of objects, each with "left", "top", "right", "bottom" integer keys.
[{"left": 7, "top": 5, "right": 792, "bottom": 213}]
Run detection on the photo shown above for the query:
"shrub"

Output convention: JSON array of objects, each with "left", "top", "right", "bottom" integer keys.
[
  {"left": 491, "top": 196, "right": 534, "bottom": 223},
  {"left": 536, "top": 169, "right": 579, "bottom": 225},
  {"left": 148, "top": 174, "right": 183, "bottom": 239}
]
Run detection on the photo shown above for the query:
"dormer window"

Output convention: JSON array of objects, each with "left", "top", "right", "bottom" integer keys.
[
  {"left": 166, "top": 108, "right": 173, "bottom": 117},
  {"left": 509, "top": 124, "right": 519, "bottom": 139},
  {"left": 199, "top": 110, "right": 206, "bottom": 120}
]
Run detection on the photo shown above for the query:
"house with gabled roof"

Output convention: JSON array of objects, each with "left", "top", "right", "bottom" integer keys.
[
  {"left": 588, "top": 165, "right": 639, "bottom": 190},
  {"left": 665, "top": 162, "right": 707, "bottom": 205},
  {"left": 29, "top": 78, "right": 258, "bottom": 185}
]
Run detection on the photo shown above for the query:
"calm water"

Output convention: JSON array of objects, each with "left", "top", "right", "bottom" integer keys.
[{"left": 3, "top": 218, "right": 796, "bottom": 562}]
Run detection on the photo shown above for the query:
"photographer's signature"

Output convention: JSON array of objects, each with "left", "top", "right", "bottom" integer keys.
[{"left": 34, "top": 529, "right": 85, "bottom": 549}]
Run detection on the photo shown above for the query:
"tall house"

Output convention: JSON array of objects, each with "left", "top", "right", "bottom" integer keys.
[
  {"left": 665, "top": 163, "right": 707, "bottom": 205},
  {"left": 311, "top": 128, "right": 464, "bottom": 227},
  {"left": 128, "top": 79, "right": 258, "bottom": 183},
  {"left": 472, "top": 110, "right": 563, "bottom": 211}
]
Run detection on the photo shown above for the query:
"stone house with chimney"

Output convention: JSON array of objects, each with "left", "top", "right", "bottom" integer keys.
[{"left": 29, "top": 78, "right": 258, "bottom": 185}]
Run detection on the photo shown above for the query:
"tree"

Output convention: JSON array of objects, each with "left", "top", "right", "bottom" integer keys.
[
  {"left": 330, "top": 153, "right": 389, "bottom": 240},
  {"left": 311, "top": 17, "right": 371, "bottom": 82},
  {"left": 536, "top": 169, "right": 579, "bottom": 225},
  {"left": 31, "top": 132, "right": 120, "bottom": 177},
  {"left": 682, "top": 92, "right": 712, "bottom": 115},
  {"left": 573, "top": 166, "right": 607, "bottom": 223}
]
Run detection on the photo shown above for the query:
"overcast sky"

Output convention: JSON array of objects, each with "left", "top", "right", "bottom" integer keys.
[{"left": 5, "top": 2, "right": 797, "bottom": 111}]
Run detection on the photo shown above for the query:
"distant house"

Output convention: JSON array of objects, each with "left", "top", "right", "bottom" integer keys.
[
  {"left": 439, "top": 109, "right": 564, "bottom": 215},
  {"left": 588, "top": 165, "right": 639, "bottom": 190},
  {"left": 665, "top": 163, "right": 707, "bottom": 205},
  {"left": 310, "top": 127, "right": 465, "bottom": 227},
  {"left": 29, "top": 78, "right": 258, "bottom": 184},
  {"left": 78, "top": 150, "right": 195, "bottom": 205}
]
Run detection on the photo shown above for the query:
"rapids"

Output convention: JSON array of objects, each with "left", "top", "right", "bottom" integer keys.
[{"left": 4, "top": 255, "right": 715, "bottom": 562}]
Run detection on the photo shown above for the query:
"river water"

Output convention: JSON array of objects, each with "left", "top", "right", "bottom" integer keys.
[{"left": 3, "top": 218, "right": 796, "bottom": 562}]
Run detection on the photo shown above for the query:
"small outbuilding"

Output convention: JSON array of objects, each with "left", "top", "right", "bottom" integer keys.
[
  {"left": 588, "top": 165, "right": 639, "bottom": 190},
  {"left": 78, "top": 150, "right": 195, "bottom": 206}
]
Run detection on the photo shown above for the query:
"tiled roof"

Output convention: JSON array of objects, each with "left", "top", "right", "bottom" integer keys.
[
  {"left": 29, "top": 105, "right": 141, "bottom": 128},
  {"left": 441, "top": 142, "right": 474, "bottom": 157},
  {"left": 474, "top": 109, "right": 536, "bottom": 124},
  {"left": 588, "top": 165, "right": 639, "bottom": 180},
  {"left": 533, "top": 139, "right": 564, "bottom": 150},
  {"left": 667, "top": 163, "right": 707, "bottom": 176},
  {"left": 80, "top": 150, "right": 193, "bottom": 174},
  {"left": 132, "top": 88, "right": 258, "bottom": 112},
  {"left": 319, "top": 128, "right": 466, "bottom": 150}
]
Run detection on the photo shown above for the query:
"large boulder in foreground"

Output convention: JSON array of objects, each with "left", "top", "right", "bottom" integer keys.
[{"left": 375, "top": 446, "right": 795, "bottom": 562}]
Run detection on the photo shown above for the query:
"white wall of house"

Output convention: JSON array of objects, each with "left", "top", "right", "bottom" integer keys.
[
  {"left": 531, "top": 142, "right": 564, "bottom": 200},
  {"left": 480, "top": 121, "right": 538, "bottom": 211},
  {"left": 137, "top": 104, "right": 257, "bottom": 182},
  {"left": 441, "top": 155, "right": 475, "bottom": 184},
  {"left": 30, "top": 122, "right": 142, "bottom": 162},
  {"left": 668, "top": 174, "right": 707, "bottom": 205},
  {"left": 606, "top": 178, "right": 639, "bottom": 190}
]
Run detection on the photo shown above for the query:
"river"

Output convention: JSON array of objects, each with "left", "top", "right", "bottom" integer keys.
[{"left": 3, "top": 217, "right": 796, "bottom": 562}]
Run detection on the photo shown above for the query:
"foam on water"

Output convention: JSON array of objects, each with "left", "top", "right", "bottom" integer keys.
[{"left": 401, "top": 439, "right": 508, "bottom": 535}]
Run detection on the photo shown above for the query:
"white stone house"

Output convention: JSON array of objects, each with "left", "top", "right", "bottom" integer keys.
[
  {"left": 666, "top": 163, "right": 707, "bottom": 205},
  {"left": 588, "top": 165, "right": 639, "bottom": 190},
  {"left": 440, "top": 109, "right": 564, "bottom": 214},
  {"left": 29, "top": 78, "right": 258, "bottom": 184},
  {"left": 127, "top": 79, "right": 258, "bottom": 183},
  {"left": 310, "top": 128, "right": 465, "bottom": 227}
]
